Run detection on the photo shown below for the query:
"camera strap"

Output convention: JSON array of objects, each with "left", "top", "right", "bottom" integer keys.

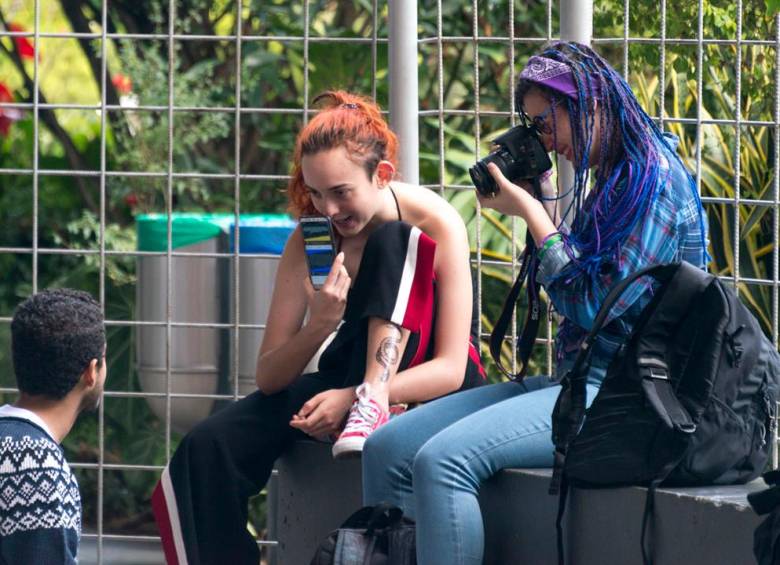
[{"left": 487, "top": 180, "right": 544, "bottom": 382}]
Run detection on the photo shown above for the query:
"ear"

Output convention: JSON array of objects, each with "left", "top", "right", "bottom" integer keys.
[
  {"left": 80, "top": 358, "right": 99, "bottom": 390},
  {"left": 375, "top": 161, "right": 395, "bottom": 187}
]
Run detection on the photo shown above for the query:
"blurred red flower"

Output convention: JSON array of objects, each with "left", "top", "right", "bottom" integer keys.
[
  {"left": 0, "top": 84, "right": 12, "bottom": 103},
  {"left": 8, "top": 24, "right": 36, "bottom": 60},
  {"left": 124, "top": 193, "right": 139, "bottom": 208},
  {"left": 111, "top": 73, "right": 133, "bottom": 95},
  {"left": 0, "top": 83, "right": 18, "bottom": 136}
]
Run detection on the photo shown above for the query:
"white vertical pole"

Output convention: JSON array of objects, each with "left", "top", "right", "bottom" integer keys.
[
  {"left": 558, "top": 0, "right": 593, "bottom": 225},
  {"left": 388, "top": 0, "right": 420, "bottom": 184},
  {"left": 560, "top": 0, "right": 593, "bottom": 43}
]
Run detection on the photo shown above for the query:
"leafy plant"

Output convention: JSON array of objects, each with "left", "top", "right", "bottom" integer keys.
[{"left": 633, "top": 47, "right": 776, "bottom": 335}]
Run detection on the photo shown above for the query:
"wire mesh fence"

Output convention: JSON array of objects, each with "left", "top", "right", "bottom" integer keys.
[{"left": 0, "top": 0, "right": 778, "bottom": 561}]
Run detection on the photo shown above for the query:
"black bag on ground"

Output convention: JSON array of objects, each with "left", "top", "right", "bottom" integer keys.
[
  {"left": 310, "top": 503, "right": 416, "bottom": 565},
  {"left": 748, "top": 469, "right": 780, "bottom": 565},
  {"left": 550, "top": 261, "right": 780, "bottom": 565}
]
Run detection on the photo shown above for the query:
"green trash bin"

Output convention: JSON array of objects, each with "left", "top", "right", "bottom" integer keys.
[{"left": 135, "top": 213, "right": 233, "bottom": 434}]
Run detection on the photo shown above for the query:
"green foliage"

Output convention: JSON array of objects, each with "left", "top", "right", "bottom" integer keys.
[
  {"left": 53, "top": 211, "right": 137, "bottom": 285},
  {"left": 110, "top": 39, "right": 235, "bottom": 212},
  {"left": 768, "top": 0, "right": 780, "bottom": 18}
]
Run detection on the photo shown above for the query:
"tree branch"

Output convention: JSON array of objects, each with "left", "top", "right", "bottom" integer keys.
[
  {"left": 240, "top": 124, "right": 261, "bottom": 174},
  {"left": 60, "top": 0, "right": 134, "bottom": 143},
  {"left": 108, "top": 0, "right": 155, "bottom": 36},
  {"left": 0, "top": 9, "right": 98, "bottom": 212},
  {"left": 61, "top": 0, "right": 120, "bottom": 106}
]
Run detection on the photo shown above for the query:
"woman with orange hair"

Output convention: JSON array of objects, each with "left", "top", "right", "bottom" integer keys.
[{"left": 151, "top": 91, "right": 485, "bottom": 565}]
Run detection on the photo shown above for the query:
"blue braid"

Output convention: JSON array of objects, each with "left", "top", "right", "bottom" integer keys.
[{"left": 528, "top": 42, "right": 707, "bottom": 282}]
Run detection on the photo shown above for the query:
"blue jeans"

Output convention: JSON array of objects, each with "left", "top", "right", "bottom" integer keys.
[{"left": 362, "top": 376, "right": 599, "bottom": 565}]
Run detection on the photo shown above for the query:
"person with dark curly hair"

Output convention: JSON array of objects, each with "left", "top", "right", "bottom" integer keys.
[{"left": 1, "top": 288, "right": 106, "bottom": 564}]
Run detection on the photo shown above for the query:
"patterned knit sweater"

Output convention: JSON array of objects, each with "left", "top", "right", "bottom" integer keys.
[{"left": 0, "top": 405, "right": 81, "bottom": 564}]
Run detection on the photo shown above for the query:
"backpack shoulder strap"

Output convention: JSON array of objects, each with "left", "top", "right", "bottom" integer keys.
[{"left": 634, "top": 263, "right": 711, "bottom": 434}]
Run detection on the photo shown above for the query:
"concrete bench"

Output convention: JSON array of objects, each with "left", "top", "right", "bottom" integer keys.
[{"left": 274, "top": 440, "right": 764, "bottom": 564}]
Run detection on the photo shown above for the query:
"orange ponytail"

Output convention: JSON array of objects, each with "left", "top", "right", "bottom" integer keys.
[{"left": 287, "top": 91, "right": 399, "bottom": 217}]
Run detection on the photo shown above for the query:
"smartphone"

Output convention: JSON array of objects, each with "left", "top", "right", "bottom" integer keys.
[{"left": 300, "top": 215, "right": 337, "bottom": 290}]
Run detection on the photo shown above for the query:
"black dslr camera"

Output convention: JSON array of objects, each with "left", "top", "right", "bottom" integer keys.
[{"left": 469, "top": 124, "right": 552, "bottom": 197}]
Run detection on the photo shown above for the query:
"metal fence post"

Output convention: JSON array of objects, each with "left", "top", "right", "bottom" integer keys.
[
  {"left": 557, "top": 0, "right": 593, "bottom": 225},
  {"left": 388, "top": 0, "right": 420, "bottom": 184}
]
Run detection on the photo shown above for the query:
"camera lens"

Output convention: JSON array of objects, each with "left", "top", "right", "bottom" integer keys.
[
  {"left": 469, "top": 150, "right": 512, "bottom": 196},
  {"left": 468, "top": 161, "right": 497, "bottom": 197},
  {"left": 469, "top": 125, "right": 553, "bottom": 197}
]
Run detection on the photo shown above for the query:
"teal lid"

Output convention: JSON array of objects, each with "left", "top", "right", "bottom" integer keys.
[{"left": 136, "top": 214, "right": 233, "bottom": 251}]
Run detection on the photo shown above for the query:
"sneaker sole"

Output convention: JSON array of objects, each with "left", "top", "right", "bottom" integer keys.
[{"left": 332, "top": 435, "right": 366, "bottom": 459}]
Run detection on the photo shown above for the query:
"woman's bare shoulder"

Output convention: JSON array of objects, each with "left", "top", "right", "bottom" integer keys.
[{"left": 392, "top": 182, "right": 467, "bottom": 238}]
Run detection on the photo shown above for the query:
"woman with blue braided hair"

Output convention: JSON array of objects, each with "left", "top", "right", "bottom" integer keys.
[{"left": 361, "top": 41, "right": 708, "bottom": 564}]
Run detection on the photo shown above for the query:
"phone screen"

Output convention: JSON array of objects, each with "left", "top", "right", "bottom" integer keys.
[{"left": 300, "top": 216, "right": 336, "bottom": 290}]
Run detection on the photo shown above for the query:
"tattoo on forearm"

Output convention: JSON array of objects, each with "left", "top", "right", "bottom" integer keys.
[{"left": 376, "top": 323, "right": 402, "bottom": 383}]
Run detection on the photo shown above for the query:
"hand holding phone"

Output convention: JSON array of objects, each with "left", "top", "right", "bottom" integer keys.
[
  {"left": 300, "top": 216, "right": 337, "bottom": 290},
  {"left": 300, "top": 216, "right": 350, "bottom": 332},
  {"left": 304, "top": 251, "right": 351, "bottom": 336}
]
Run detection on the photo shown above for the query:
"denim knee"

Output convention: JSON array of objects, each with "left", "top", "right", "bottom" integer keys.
[{"left": 413, "top": 440, "right": 473, "bottom": 491}]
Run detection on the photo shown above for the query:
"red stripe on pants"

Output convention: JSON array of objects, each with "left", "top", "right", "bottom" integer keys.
[{"left": 152, "top": 479, "right": 184, "bottom": 565}]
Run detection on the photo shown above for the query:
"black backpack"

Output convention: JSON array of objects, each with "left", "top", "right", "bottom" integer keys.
[
  {"left": 310, "top": 503, "right": 416, "bottom": 565},
  {"left": 549, "top": 261, "right": 780, "bottom": 565}
]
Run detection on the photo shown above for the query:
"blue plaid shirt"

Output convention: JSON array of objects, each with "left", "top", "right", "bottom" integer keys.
[{"left": 537, "top": 134, "right": 708, "bottom": 384}]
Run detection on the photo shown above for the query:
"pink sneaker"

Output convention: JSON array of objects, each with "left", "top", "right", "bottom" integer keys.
[{"left": 332, "top": 383, "right": 389, "bottom": 459}]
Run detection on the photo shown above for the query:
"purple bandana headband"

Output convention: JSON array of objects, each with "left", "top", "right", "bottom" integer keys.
[{"left": 520, "top": 55, "right": 600, "bottom": 100}]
